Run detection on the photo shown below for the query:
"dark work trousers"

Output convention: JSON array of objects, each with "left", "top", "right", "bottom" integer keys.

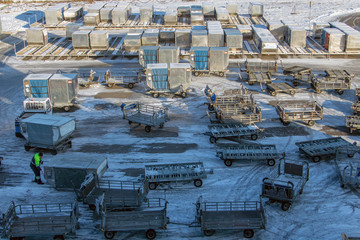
[{"left": 30, "top": 163, "right": 41, "bottom": 181}]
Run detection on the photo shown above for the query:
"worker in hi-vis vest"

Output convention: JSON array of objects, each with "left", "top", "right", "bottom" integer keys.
[{"left": 30, "top": 152, "right": 44, "bottom": 184}]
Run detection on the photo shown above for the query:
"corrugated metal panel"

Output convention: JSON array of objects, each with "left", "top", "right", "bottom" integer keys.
[
  {"left": 29, "top": 80, "right": 49, "bottom": 98},
  {"left": 152, "top": 68, "right": 169, "bottom": 90},
  {"left": 194, "top": 49, "right": 209, "bottom": 70},
  {"left": 144, "top": 49, "right": 158, "bottom": 67}
]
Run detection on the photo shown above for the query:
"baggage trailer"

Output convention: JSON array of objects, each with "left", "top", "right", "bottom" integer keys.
[
  {"left": 78, "top": 174, "right": 148, "bottom": 210},
  {"left": 207, "top": 95, "right": 254, "bottom": 112},
  {"left": 346, "top": 115, "right": 360, "bottom": 133},
  {"left": 266, "top": 82, "right": 296, "bottom": 96},
  {"left": 262, "top": 160, "right": 309, "bottom": 211},
  {"left": 98, "top": 196, "right": 168, "bottom": 240},
  {"left": 295, "top": 137, "right": 355, "bottom": 162},
  {"left": 207, "top": 123, "right": 262, "bottom": 143},
  {"left": 335, "top": 146, "right": 360, "bottom": 188},
  {"left": 356, "top": 88, "right": 360, "bottom": 100},
  {"left": 243, "top": 60, "right": 277, "bottom": 73},
  {"left": 104, "top": 69, "right": 141, "bottom": 89},
  {"left": 145, "top": 162, "right": 207, "bottom": 190},
  {"left": 311, "top": 76, "right": 351, "bottom": 95},
  {"left": 214, "top": 104, "right": 262, "bottom": 125},
  {"left": 77, "top": 69, "right": 97, "bottom": 88},
  {"left": 121, "top": 103, "right": 169, "bottom": 133},
  {"left": 247, "top": 72, "right": 272, "bottom": 85},
  {"left": 351, "top": 101, "right": 360, "bottom": 115},
  {"left": 276, "top": 101, "right": 323, "bottom": 126},
  {"left": 282, "top": 66, "right": 312, "bottom": 86},
  {"left": 191, "top": 196, "right": 266, "bottom": 238},
  {"left": 216, "top": 143, "right": 281, "bottom": 167},
  {"left": 1, "top": 201, "right": 79, "bottom": 240}
]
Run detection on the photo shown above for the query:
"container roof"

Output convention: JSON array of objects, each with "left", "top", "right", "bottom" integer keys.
[
  {"left": 170, "top": 63, "right": 191, "bottom": 68},
  {"left": 85, "top": 12, "right": 100, "bottom": 17},
  {"left": 147, "top": 63, "right": 168, "bottom": 69},
  {"left": 45, "top": 155, "right": 107, "bottom": 169},
  {"left": 140, "top": 45, "right": 159, "bottom": 50},
  {"left": 210, "top": 47, "right": 230, "bottom": 51},
  {"left": 159, "top": 46, "right": 179, "bottom": 50},
  {"left": 190, "top": 46, "right": 210, "bottom": 51},
  {"left": 192, "top": 30, "right": 208, "bottom": 35},
  {"left": 50, "top": 74, "right": 77, "bottom": 80},
  {"left": 24, "top": 74, "right": 53, "bottom": 80},
  {"left": 21, "top": 114, "right": 75, "bottom": 126}
]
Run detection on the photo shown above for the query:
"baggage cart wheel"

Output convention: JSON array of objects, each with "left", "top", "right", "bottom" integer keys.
[
  {"left": 128, "top": 121, "right": 132, "bottom": 125},
  {"left": 159, "top": 123, "right": 164, "bottom": 128},
  {"left": 203, "top": 230, "right": 215, "bottom": 236},
  {"left": 248, "top": 82, "right": 254, "bottom": 85},
  {"left": 219, "top": 72, "right": 224, "bottom": 77},
  {"left": 128, "top": 83, "right": 134, "bottom": 89},
  {"left": 312, "top": 155, "right": 321, "bottom": 163},
  {"left": 149, "top": 182, "right": 157, "bottom": 190},
  {"left": 194, "top": 179, "right": 203, "bottom": 187},
  {"left": 337, "top": 89, "right": 344, "bottom": 95},
  {"left": 64, "top": 106, "right": 70, "bottom": 112},
  {"left": 53, "top": 235, "right": 65, "bottom": 240},
  {"left": 84, "top": 83, "right": 90, "bottom": 88},
  {"left": 24, "top": 146, "right": 30, "bottom": 152},
  {"left": 208, "top": 105, "right": 214, "bottom": 111},
  {"left": 243, "top": 229, "right": 254, "bottom": 238},
  {"left": 145, "top": 125, "right": 152, "bottom": 133},
  {"left": 67, "top": 141, "right": 72, "bottom": 148},
  {"left": 290, "top": 90, "right": 295, "bottom": 95},
  {"left": 145, "top": 229, "right": 156, "bottom": 239},
  {"left": 107, "top": 83, "right": 115, "bottom": 88},
  {"left": 104, "top": 231, "right": 116, "bottom": 239},
  {"left": 269, "top": 199, "right": 276, "bottom": 203},
  {"left": 281, "top": 202, "right": 291, "bottom": 211},
  {"left": 282, "top": 121, "right": 290, "bottom": 126},
  {"left": 293, "top": 81, "right": 299, "bottom": 87},
  {"left": 347, "top": 153, "right": 354, "bottom": 158},
  {"left": 224, "top": 159, "right": 232, "bottom": 167},
  {"left": 89, "top": 204, "right": 96, "bottom": 210},
  {"left": 152, "top": 93, "right": 159, "bottom": 98},
  {"left": 315, "top": 89, "right": 322, "bottom": 94},
  {"left": 181, "top": 92, "right": 187, "bottom": 98},
  {"left": 194, "top": 71, "right": 199, "bottom": 76},
  {"left": 267, "top": 159, "right": 275, "bottom": 166},
  {"left": 250, "top": 134, "right": 258, "bottom": 141},
  {"left": 209, "top": 136, "right": 217, "bottom": 144},
  {"left": 270, "top": 91, "right": 276, "bottom": 96},
  {"left": 51, "top": 149, "right": 58, "bottom": 155},
  {"left": 15, "top": 133, "right": 23, "bottom": 138},
  {"left": 308, "top": 120, "right": 315, "bottom": 126}
]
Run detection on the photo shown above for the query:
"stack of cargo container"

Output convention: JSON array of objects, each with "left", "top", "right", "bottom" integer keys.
[
  {"left": 63, "top": 6, "right": 83, "bottom": 21},
  {"left": 215, "top": 6, "right": 230, "bottom": 23},
  {"left": 175, "top": 29, "right": 191, "bottom": 48},
  {"left": 321, "top": 28, "right": 346, "bottom": 52},
  {"left": 207, "top": 21, "right": 224, "bottom": 47},
  {"left": 224, "top": 28, "right": 243, "bottom": 51},
  {"left": 124, "top": 30, "right": 143, "bottom": 51},
  {"left": 189, "top": 47, "right": 229, "bottom": 76},
  {"left": 45, "top": 3, "right": 71, "bottom": 25},
  {"left": 140, "top": 5, "right": 153, "bottom": 23},
  {"left": 251, "top": 25, "right": 278, "bottom": 53},
  {"left": 142, "top": 29, "right": 159, "bottom": 46},
  {"left": 112, "top": 3, "right": 131, "bottom": 25},
  {"left": 249, "top": 2, "right": 264, "bottom": 17},
  {"left": 329, "top": 22, "right": 360, "bottom": 52},
  {"left": 190, "top": 5, "right": 204, "bottom": 25}
]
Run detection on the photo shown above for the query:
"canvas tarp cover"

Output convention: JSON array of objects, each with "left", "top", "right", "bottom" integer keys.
[
  {"left": 30, "top": 80, "right": 49, "bottom": 98},
  {"left": 144, "top": 49, "right": 158, "bottom": 67},
  {"left": 194, "top": 50, "right": 209, "bottom": 71},
  {"left": 152, "top": 68, "right": 169, "bottom": 90},
  {"left": 26, "top": 123, "right": 55, "bottom": 146}
]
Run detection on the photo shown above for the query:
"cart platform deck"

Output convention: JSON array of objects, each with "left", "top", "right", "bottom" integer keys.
[
  {"left": 335, "top": 147, "right": 360, "bottom": 189},
  {"left": 207, "top": 123, "right": 261, "bottom": 143},
  {"left": 104, "top": 69, "right": 141, "bottom": 89},
  {"left": 266, "top": 82, "right": 296, "bottom": 96},
  {"left": 346, "top": 115, "right": 360, "bottom": 133},
  {"left": 276, "top": 101, "right": 323, "bottom": 126}
]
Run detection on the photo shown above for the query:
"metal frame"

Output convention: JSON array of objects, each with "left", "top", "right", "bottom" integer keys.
[
  {"left": 247, "top": 72, "right": 272, "bottom": 85},
  {"left": 335, "top": 146, "right": 360, "bottom": 189},
  {"left": 104, "top": 69, "right": 141, "bottom": 89},
  {"left": 266, "top": 82, "right": 296, "bottom": 96},
  {"left": 206, "top": 123, "right": 262, "bottom": 143},
  {"left": 276, "top": 101, "right": 323, "bottom": 126},
  {"left": 346, "top": 115, "right": 360, "bottom": 134}
]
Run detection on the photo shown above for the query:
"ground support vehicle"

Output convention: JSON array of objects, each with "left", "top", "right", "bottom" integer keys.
[
  {"left": 145, "top": 162, "right": 207, "bottom": 190},
  {"left": 206, "top": 123, "right": 262, "bottom": 143},
  {"left": 190, "top": 196, "right": 265, "bottom": 238},
  {"left": 295, "top": 137, "right": 355, "bottom": 162},
  {"left": 266, "top": 82, "right": 296, "bottom": 96},
  {"left": 346, "top": 115, "right": 360, "bottom": 133},
  {"left": 335, "top": 146, "right": 360, "bottom": 188},
  {"left": 311, "top": 75, "right": 351, "bottom": 95},
  {"left": 121, "top": 103, "right": 169, "bottom": 133},
  {"left": 276, "top": 101, "right": 323, "bottom": 126},
  {"left": 104, "top": 69, "right": 141, "bottom": 89},
  {"left": 98, "top": 196, "right": 168, "bottom": 240},
  {"left": 78, "top": 69, "right": 97, "bottom": 88},
  {"left": 262, "top": 160, "right": 309, "bottom": 211},
  {"left": 247, "top": 72, "right": 272, "bottom": 85},
  {"left": 351, "top": 101, "right": 360, "bottom": 115},
  {"left": 282, "top": 66, "right": 312, "bottom": 86},
  {"left": 243, "top": 60, "right": 277, "bottom": 73},
  {"left": 216, "top": 143, "right": 280, "bottom": 167},
  {"left": 1, "top": 201, "right": 79, "bottom": 240}
]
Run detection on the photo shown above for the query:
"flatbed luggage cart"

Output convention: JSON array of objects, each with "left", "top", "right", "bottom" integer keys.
[
  {"left": 207, "top": 124, "right": 262, "bottom": 143},
  {"left": 190, "top": 196, "right": 266, "bottom": 238},
  {"left": 78, "top": 173, "right": 148, "bottom": 210},
  {"left": 243, "top": 60, "right": 277, "bottom": 73},
  {"left": 335, "top": 146, "right": 360, "bottom": 189},
  {"left": 311, "top": 76, "right": 351, "bottom": 95},
  {"left": 351, "top": 101, "right": 360, "bottom": 115},
  {"left": 215, "top": 104, "right": 262, "bottom": 125},
  {"left": 295, "top": 137, "right": 355, "bottom": 162},
  {"left": 216, "top": 143, "right": 281, "bottom": 167},
  {"left": 207, "top": 95, "right": 254, "bottom": 112},
  {"left": 121, "top": 103, "right": 169, "bottom": 133},
  {"left": 282, "top": 66, "right": 312, "bottom": 86},
  {"left": 346, "top": 115, "right": 360, "bottom": 134},
  {"left": 247, "top": 72, "right": 272, "bottom": 85},
  {"left": 262, "top": 160, "right": 309, "bottom": 211},
  {"left": 78, "top": 69, "right": 97, "bottom": 88},
  {"left": 266, "top": 82, "right": 296, "bottom": 96},
  {"left": 1, "top": 201, "right": 79, "bottom": 240},
  {"left": 276, "top": 101, "right": 323, "bottom": 126},
  {"left": 98, "top": 196, "right": 168, "bottom": 240},
  {"left": 145, "top": 162, "right": 208, "bottom": 190},
  {"left": 104, "top": 69, "right": 141, "bottom": 89}
]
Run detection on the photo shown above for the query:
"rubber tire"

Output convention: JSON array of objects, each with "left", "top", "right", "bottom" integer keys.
[
  {"left": 267, "top": 159, "right": 275, "bottom": 166},
  {"left": 308, "top": 120, "right": 315, "bottom": 126},
  {"left": 208, "top": 105, "right": 214, "bottom": 111},
  {"left": 67, "top": 141, "right": 72, "bottom": 148},
  {"left": 51, "top": 149, "right": 58, "bottom": 155},
  {"left": 194, "top": 179, "right": 203, "bottom": 187},
  {"left": 25, "top": 146, "right": 30, "bottom": 151},
  {"left": 293, "top": 82, "right": 299, "bottom": 87},
  {"left": 152, "top": 93, "right": 159, "bottom": 98},
  {"left": 104, "top": 231, "right": 116, "bottom": 239},
  {"left": 53, "top": 235, "right": 64, "bottom": 240},
  {"left": 282, "top": 121, "right": 290, "bottom": 126},
  {"left": 338, "top": 89, "right": 344, "bottom": 95},
  {"left": 89, "top": 204, "right": 96, "bottom": 210},
  {"left": 219, "top": 72, "right": 224, "bottom": 77},
  {"left": 159, "top": 123, "right": 164, "bottom": 129},
  {"left": 250, "top": 134, "right": 258, "bottom": 140},
  {"left": 312, "top": 156, "right": 321, "bottom": 163},
  {"left": 128, "top": 83, "right": 134, "bottom": 89},
  {"left": 271, "top": 91, "right": 276, "bottom": 96},
  {"left": 146, "top": 229, "right": 156, "bottom": 239},
  {"left": 209, "top": 136, "right": 217, "bottom": 144},
  {"left": 107, "top": 83, "right": 114, "bottom": 88},
  {"left": 145, "top": 125, "right": 152, "bottom": 133},
  {"left": 281, "top": 202, "right": 291, "bottom": 211},
  {"left": 64, "top": 106, "right": 70, "bottom": 112},
  {"left": 194, "top": 71, "right": 199, "bottom": 76},
  {"left": 149, "top": 182, "right": 157, "bottom": 190},
  {"left": 290, "top": 90, "right": 295, "bottom": 95},
  {"left": 243, "top": 229, "right": 254, "bottom": 238},
  {"left": 348, "top": 154, "right": 354, "bottom": 158},
  {"left": 203, "top": 230, "right": 215, "bottom": 236},
  {"left": 128, "top": 121, "right": 132, "bottom": 125},
  {"left": 181, "top": 92, "right": 187, "bottom": 98},
  {"left": 224, "top": 159, "right": 232, "bottom": 167}
]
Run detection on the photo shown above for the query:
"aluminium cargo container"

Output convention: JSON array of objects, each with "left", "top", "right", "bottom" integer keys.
[
  {"left": 139, "top": 46, "right": 159, "bottom": 67},
  {"left": 191, "top": 12, "right": 204, "bottom": 25},
  {"left": 236, "top": 24, "right": 253, "bottom": 39},
  {"left": 65, "top": 23, "right": 82, "bottom": 39},
  {"left": 23, "top": 74, "right": 53, "bottom": 98},
  {"left": 63, "top": 6, "right": 83, "bottom": 21},
  {"left": 100, "top": 7, "right": 114, "bottom": 23},
  {"left": 72, "top": 30, "right": 91, "bottom": 49},
  {"left": 26, "top": 28, "right": 48, "bottom": 46},
  {"left": 329, "top": 22, "right": 360, "bottom": 52},
  {"left": 140, "top": 6, "right": 153, "bottom": 23},
  {"left": 312, "top": 22, "right": 330, "bottom": 39},
  {"left": 208, "top": 29, "right": 224, "bottom": 47},
  {"left": 286, "top": 25, "right": 307, "bottom": 48},
  {"left": 87, "top": 3, "right": 105, "bottom": 14},
  {"left": 90, "top": 30, "right": 109, "bottom": 50},
  {"left": 202, "top": 2, "right": 215, "bottom": 17},
  {"left": 266, "top": 19, "right": 285, "bottom": 41},
  {"left": 192, "top": 30, "right": 208, "bottom": 47},
  {"left": 142, "top": 29, "right": 159, "bottom": 46},
  {"left": 124, "top": 33, "right": 142, "bottom": 51},
  {"left": 159, "top": 46, "right": 180, "bottom": 64},
  {"left": 175, "top": 29, "right": 191, "bottom": 48},
  {"left": 321, "top": 27, "right": 346, "bottom": 52},
  {"left": 112, "top": 5, "right": 131, "bottom": 25},
  {"left": 249, "top": 2, "right": 264, "bottom": 16},
  {"left": 252, "top": 25, "right": 278, "bottom": 53},
  {"left": 159, "top": 28, "right": 175, "bottom": 43},
  {"left": 224, "top": 28, "right": 243, "bottom": 50},
  {"left": 215, "top": 6, "right": 230, "bottom": 22},
  {"left": 48, "top": 73, "right": 78, "bottom": 111},
  {"left": 84, "top": 12, "right": 100, "bottom": 26},
  {"left": 164, "top": 10, "right": 178, "bottom": 25}
]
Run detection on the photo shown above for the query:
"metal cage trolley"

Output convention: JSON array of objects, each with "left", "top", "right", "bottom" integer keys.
[
  {"left": 276, "top": 101, "right": 323, "bottom": 126},
  {"left": 206, "top": 123, "right": 262, "bottom": 144},
  {"left": 335, "top": 146, "right": 360, "bottom": 189},
  {"left": 104, "top": 69, "right": 141, "bottom": 89}
]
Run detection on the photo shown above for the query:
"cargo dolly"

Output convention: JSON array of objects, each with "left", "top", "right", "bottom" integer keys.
[
  {"left": 295, "top": 137, "right": 356, "bottom": 162},
  {"left": 262, "top": 160, "right": 309, "bottom": 211},
  {"left": 335, "top": 146, "right": 360, "bottom": 189},
  {"left": 276, "top": 101, "right": 323, "bottom": 126},
  {"left": 351, "top": 101, "right": 360, "bottom": 115},
  {"left": 216, "top": 143, "right": 281, "bottom": 167},
  {"left": 104, "top": 69, "right": 141, "bottom": 89},
  {"left": 98, "top": 195, "right": 168, "bottom": 240},
  {"left": 77, "top": 69, "right": 97, "bottom": 88},
  {"left": 213, "top": 104, "right": 262, "bottom": 125},
  {"left": 121, "top": 103, "right": 169, "bottom": 133},
  {"left": 247, "top": 72, "right": 272, "bottom": 85},
  {"left": 266, "top": 82, "right": 296, "bottom": 96},
  {"left": 282, "top": 66, "right": 312, "bottom": 86},
  {"left": 1, "top": 201, "right": 79, "bottom": 240},
  {"left": 145, "top": 162, "right": 208, "bottom": 190},
  {"left": 311, "top": 75, "right": 351, "bottom": 95},
  {"left": 190, "top": 196, "right": 266, "bottom": 238},
  {"left": 206, "top": 123, "right": 262, "bottom": 143},
  {"left": 346, "top": 115, "right": 360, "bottom": 134},
  {"left": 243, "top": 60, "right": 278, "bottom": 73}
]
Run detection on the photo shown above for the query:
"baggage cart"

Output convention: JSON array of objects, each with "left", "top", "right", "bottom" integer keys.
[
  {"left": 247, "top": 72, "right": 272, "bottom": 85},
  {"left": 98, "top": 196, "right": 168, "bottom": 240},
  {"left": 311, "top": 75, "right": 351, "bottom": 95},
  {"left": 276, "top": 101, "right": 323, "bottom": 126},
  {"left": 335, "top": 146, "right": 360, "bottom": 188},
  {"left": 342, "top": 233, "right": 360, "bottom": 240},
  {"left": 190, "top": 196, "right": 266, "bottom": 238},
  {"left": 216, "top": 143, "right": 281, "bottom": 167},
  {"left": 266, "top": 82, "right": 296, "bottom": 96},
  {"left": 206, "top": 123, "right": 262, "bottom": 143},
  {"left": 214, "top": 104, "right": 262, "bottom": 125},
  {"left": 243, "top": 60, "right": 277, "bottom": 73},
  {"left": 78, "top": 69, "right": 97, "bottom": 88},
  {"left": 104, "top": 69, "right": 141, "bottom": 89},
  {"left": 356, "top": 88, "right": 360, "bottom": 100},
  {"left": 346, "top": 115, "right": 360, "bottom": 133},
  {"left": 282, "top": 66, "right": 312, "bottom": 86},
  {"left": 145, "top": 162, "right": 207, "bottom": 190},
  {"left": 262, "top": 160, "right": 309, "bottom": 211},
  {"left": 295, "top": 137, "right": 355, "bottom": 162},
  {"left": 121, "top": 103, "right": 169, "bottom": 133},
  {"left": 1, "top": 201, "right": 79, "bottom": 240},
  {"left": 351, "top": 101, "right": 360, "bottom": 115},
  {"left": 78, "top": 173, "right": 148, "bottom": 210},
  {"left": 207, "top": 95, "right": 254, "bottom": 112}
]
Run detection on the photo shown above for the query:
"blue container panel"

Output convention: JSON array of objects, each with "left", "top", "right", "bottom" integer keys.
[
  {"left": 144, "top": 49, "right": 158, "bottom": 67},
  {"left": 29, "top": 80, "right": 49, "bottom": 98},
  {"left": 194, "top": 50, "right": 209, "bottom": 71},
  {"left": 152, "top": 68, "right": 169, "bottom": 90}
]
